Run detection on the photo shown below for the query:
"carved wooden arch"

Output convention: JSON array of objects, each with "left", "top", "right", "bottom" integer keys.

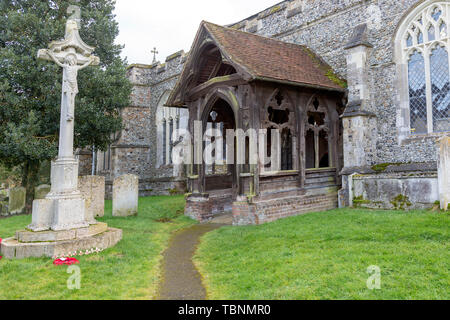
[
  {"left": 262, "top": 88, "right": 296, "bottom": 131},
  {"left": 191, "top": 40, "right": 220, "bottom": 85},
  {"left": 200, "top": 86, "right": 240, "bottom": 130},
  {"left": 306, "top": 94, "right": 330, "bottom": 117}
]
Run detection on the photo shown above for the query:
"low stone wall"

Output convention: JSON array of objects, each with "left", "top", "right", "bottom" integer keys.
[
  {"left": 105, "top": 177, "right": 186, "bottom": 199},
  {"left": 233, "top": 192, "right": 338, "bottom": 225},
  {"left": 186, "top": 186, "right": 339, "bottom": 225},
  {"left": 351, "top": 171, "right": 439, "bottom": 210}
]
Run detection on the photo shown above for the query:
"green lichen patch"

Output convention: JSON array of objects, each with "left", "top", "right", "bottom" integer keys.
[
  {"left": 353, "top": 195, "right": 371, "bottom": 208},
  {"left": 326, "top": 69, "right": 348, "bottom": 88},
  {"left": 301, "top": 47, "right": 347, "bottom": 89},
  {"left": 391, "top": 194, "right": 412, "bottom": 210},
  {"left": 270, "top": 5, "right": 282, "bottom": 14},
  {"left": 371, "top": 162, "right": 404, "bottom": 173}
]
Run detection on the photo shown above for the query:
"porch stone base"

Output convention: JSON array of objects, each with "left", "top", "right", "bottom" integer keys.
[
  {"left": 185, "top": 194, "right": 213, "bottom": 222},
  {"left": 233, "top": 193, "right": 339, "bottom": 226},
  {"left": 185, "top": 189, "right": 234, "bottom": 222}
]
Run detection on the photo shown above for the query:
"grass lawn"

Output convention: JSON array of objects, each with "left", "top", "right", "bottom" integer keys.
[
  {"left": 0, "top": 195, "right": 194, "bottom": 300},
  {"left": 194, "top": 209, "right": 449, "bottom": 300}
]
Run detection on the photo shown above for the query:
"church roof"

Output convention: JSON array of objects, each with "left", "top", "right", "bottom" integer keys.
[
  {"left": 203, "top": 22, "right": 346, "bottom": 91},
  {"left": 167, "top": 21, "right": 346, "bottom": 107}
]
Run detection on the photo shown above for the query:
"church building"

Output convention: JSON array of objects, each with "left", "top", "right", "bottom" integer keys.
[{"left": 88, "top": 0, "right": 449, "bottom": 225}]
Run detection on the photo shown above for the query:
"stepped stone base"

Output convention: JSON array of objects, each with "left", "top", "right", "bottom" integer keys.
[{"left": 1, "top": 223, "right": 122, "bottom": 259}]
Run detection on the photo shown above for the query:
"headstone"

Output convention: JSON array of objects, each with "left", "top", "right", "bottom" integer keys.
[
  {"left": 34, "top": 184, "right": 51, "bottom": 200},
  {"left": 113, "top": 174, "right": 138, "bottom": 217},
  {"left": 437, "top": 136, "right": 450, "bottom": 211},
  {"left": 79, "top": 176, "right": 105, "bottom": 223},
  {"left": 0, "top": 188, "right": 7, "bottom": 201},
  {"left": 9, "top": 187, "right": 26, "bottom": 215}
]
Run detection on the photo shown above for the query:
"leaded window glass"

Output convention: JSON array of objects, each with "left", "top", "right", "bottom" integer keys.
[
  {"left": 402, "top": 2, "right": 450, "bottom": 134},
  {"left": 430, "top": 45, "right": 450, "bottom": 132},
  {"left": 428, "top": 25, "right": 436, "bottom": 41},
  {"left": 408, "top": 51, "right": 428, "bottom": 134}
]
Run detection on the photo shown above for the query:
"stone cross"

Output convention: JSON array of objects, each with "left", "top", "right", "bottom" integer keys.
[
  {"left": 38, "top": 15, "right": 99, "bottom": 159},
  {"left": 30, "top": 5, "right": 100, "bottom": 231},
  {"left": 152, "top": 47, "right": 159, "bottom": 64}
]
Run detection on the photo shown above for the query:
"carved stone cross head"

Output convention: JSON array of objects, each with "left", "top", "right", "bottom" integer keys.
[{"left": 37, "top": 5, "right": 99, "bottom": 67}]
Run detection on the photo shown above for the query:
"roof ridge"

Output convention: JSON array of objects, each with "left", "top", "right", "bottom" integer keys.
[{"left": 202, "top": 20, "right": 309, "bottom": 51}]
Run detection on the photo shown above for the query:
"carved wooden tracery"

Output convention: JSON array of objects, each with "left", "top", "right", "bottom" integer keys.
[
  {"left": 305, "top": 96, "right": 331, "bottom": 169},
  {"left": 261, "top": 89, "right": 296, "bottom": 172}
]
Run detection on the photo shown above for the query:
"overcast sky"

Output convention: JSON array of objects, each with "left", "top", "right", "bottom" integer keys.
[{"left": 114, "top": 0, "right": 281, "bottom": 65}]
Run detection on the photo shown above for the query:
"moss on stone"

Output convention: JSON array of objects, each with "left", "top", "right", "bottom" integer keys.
[
  {"left": 371, "top": 162, "right": 403, "bottom": 173},
  {"left": 325, "top": 69, "right": 348, "bottom": 88},
  {"left": 168, "top": 188, "right": 180, "bottom": 195},
  {"left": 301, "top": 47, "right": 347, "bottom": 89},
  {"left": 353, "top": 195, "right": 371, "bottom": 208},
  {"left": 270, "top": 5, "right": 282, "bottom": 14},
  {"left": 390, "top": 194, "right": 412, "bottom": 210}
]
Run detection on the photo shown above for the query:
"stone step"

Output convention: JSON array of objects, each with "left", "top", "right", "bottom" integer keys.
[
  {"left": 16, "top": 222, "right": 108, "bottom": 243},
  {"left": 1, "top": 227, "right": 122, "bottom": 259}
]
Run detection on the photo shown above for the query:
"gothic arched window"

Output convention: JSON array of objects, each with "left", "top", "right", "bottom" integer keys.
[
  {"left": 156, "top": 91, "right": 180, "bottom": 167},
  {"left": 305, "top": 97, "right": 330, "bottom": 169},
  {"left": 398, "top": 2, "right": 450, "bottom": 135},
  {"left": 261, "top": 89, "right": 296, "bottom": 173}
]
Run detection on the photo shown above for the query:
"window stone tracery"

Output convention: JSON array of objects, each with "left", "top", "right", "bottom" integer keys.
[{"left": 400, "top": 2, "right": 450, "bottom": 134}]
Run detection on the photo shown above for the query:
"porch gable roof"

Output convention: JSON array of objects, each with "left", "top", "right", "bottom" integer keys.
[{"left": 167, "top": 21, "right": 346, "bottom": 107}]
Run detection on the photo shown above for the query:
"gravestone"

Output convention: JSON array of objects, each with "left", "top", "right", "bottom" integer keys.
[
  {"left": 34, "top": 184, "right": 51, "bottom": 200},
  {"left": 113, "top": 174, "right": 139, "bottom": 217},
  {"left": 9, "top": 187, "right": 26, "bottom": 215},
  {"left": 0, "top": 187, "right": 7, "bottom": 216},
  {"left": 437, "top": 136, "right": 450, "bottom": 211},
  {"left": 0, "top": 187, "right": 7, "bottom": 201},
  {"left": 79, "top": 176, "right": 105, "bottom": 222}
]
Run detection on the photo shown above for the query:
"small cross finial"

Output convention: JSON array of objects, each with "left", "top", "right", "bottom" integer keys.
[{"left": 151, "top": 47, "right": 159, "bottom": 64}]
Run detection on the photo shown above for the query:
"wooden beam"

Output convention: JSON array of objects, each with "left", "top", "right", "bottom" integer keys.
[{"left": 187, "top": 74, "right": 246, "bottom": 100}]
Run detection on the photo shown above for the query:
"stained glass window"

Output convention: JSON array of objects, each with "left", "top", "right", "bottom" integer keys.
[{"left": 402, "top": 3, "right": 450, "bottom": 134}]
